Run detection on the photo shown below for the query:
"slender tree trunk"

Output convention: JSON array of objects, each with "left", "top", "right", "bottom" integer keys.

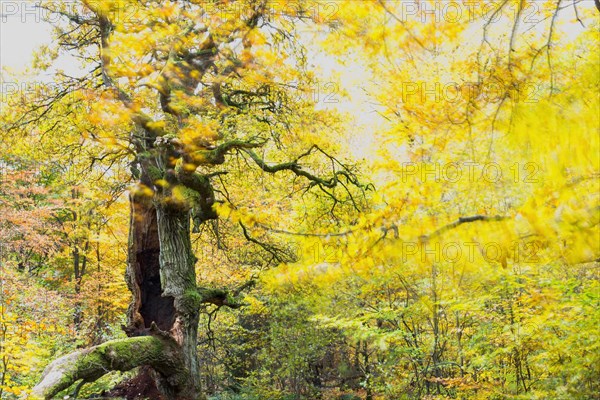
[
  {"left": 73, "top": 245, "right": 81, "bottom": 330},
  {"left": 73, "top": 239, "right": 89, "bottom": 331}
]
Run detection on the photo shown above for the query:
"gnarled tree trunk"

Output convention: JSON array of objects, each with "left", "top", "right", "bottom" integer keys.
[
  {"left": 121, "top": 175, "right": 204, "bottom": 399},
  {"left": 155, "top": 203, "right": 203, "bottom": 398}
]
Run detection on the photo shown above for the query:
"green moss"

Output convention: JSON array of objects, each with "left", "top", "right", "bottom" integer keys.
[
  {"left": 225, "top": 293, "right": 236, "bottom": 305},
  {"left": 76, "top": 337, "right": 164, "bottom": 374},
  {"left": 35, "top": 337, "right": 168, "bottom": 399},
  {"left": 182, "top": 288, "right": 204, "bottom": 310},
  {"left": 197, "top": 288, "right": 222, "bottom": 300}
]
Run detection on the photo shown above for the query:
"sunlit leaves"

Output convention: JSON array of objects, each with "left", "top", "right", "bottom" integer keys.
[{"left": 257, "top": 1, "right": 600, "bottom": 398}]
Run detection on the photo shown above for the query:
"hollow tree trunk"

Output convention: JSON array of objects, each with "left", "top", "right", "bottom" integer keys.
[
  {"left": 123, "top": 180, "right": 204, "bottom": 399},
  {"left": 125, "top": 184, "right": 175, "bottom": 334}
]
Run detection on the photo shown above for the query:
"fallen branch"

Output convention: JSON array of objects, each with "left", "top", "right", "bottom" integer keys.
[{"left": 32, "top": 335, "right": 186, "bottom": 399}]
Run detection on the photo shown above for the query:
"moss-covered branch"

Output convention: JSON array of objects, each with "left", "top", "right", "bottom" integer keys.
[
  {"left": 32, "top": 336, "right": 186, "bottom": 399},
  {"left": 198, "top": 287, "right": 244, "bottom": 308},
  {"left": 197, "top": 278, "right": 256, "bottom": 309}
]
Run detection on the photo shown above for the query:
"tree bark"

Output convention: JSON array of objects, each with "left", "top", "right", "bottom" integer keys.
[{"left": 156, "top": 204, "right": 203, "bottom": 398}]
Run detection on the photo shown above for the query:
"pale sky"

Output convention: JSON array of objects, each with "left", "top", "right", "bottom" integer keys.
[
  {"left": 1, "top": 1, "right": 595, "bottom": 159},
  {"left": 1, "top": 1, "right": 52, "bottom": 79}
]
